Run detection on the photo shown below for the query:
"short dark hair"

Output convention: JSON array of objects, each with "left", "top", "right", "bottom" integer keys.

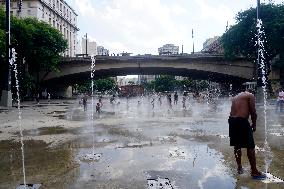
[{"left": 246, "top": 88, "right": 255, "bottom": 95}]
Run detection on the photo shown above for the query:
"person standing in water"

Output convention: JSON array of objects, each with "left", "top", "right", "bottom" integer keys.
[
  {"left": 96, "top": 102, "right": 101, "bottom": 114},
  {"left": 158, "top": 93, "right": 162, "bottom": 106},
  {"left": 151, "top": 96, "right": 155, "bottom": 109},
  {"left": 82, "top": 95, "right": 88, "bottom": 111},
  {"left": 167, "top": 93, "right": 172, "bottom": 108},
  {"left": 229, "top": 88, "right": 265, "bottom": 179},
  {"left": 182, "top": 92, "right": 187, "bottom": 109},
  {"left": 174, "top": 92, "right": 178, "bottom": 105}
]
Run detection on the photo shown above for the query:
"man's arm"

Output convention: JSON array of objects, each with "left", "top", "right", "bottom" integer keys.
[{"left": 249, "top": 95, "right": 257, "bottom": 131}]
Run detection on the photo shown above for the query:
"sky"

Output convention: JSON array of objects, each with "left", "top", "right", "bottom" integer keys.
[{"left": 67, "top": 0, "right": 283, "bottom": 55}]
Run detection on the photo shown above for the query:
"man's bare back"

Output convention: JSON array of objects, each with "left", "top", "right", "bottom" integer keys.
[
  {"left": 230, "top": 91, "right": 257, "bottom": 130},
  {"left": 229, "top": 90, "right": 265, "bottom": 178}
]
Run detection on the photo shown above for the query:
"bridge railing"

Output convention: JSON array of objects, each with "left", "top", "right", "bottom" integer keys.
[{"left": 61, "top": 53, "right": 231, "bottom": 62}]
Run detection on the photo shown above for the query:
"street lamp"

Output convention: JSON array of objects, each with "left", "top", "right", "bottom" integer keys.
[
  {"left": 192, "top": 29, "right": 195, "bottom": 54},
  {"left": 84, "top": 33, "right": 88, "bottom": 56},
  {"left": 0, "top": 0, "right": 12, "bottom": 107}
]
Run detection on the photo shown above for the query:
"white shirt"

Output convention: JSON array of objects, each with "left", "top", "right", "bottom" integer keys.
[{"left": 278, "top": 91, "right": 284, "bottom": 101}]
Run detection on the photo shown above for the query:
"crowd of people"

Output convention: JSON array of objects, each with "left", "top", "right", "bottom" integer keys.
[{"left": 74, "top": 86, "right": 284, "bottom": 180}]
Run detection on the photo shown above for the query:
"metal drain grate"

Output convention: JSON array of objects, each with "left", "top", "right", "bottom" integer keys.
[
  {"left": 16, "top": 184, "right": 42, "bottom": 189},
  {"left": 147, "top": 178, "right": 173, "bottom": 189}
]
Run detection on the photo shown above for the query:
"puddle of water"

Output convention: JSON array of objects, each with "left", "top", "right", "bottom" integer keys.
[
  {"left": 2, "top": 97, "right": 284, "bottom": 188},
  {"left": 13, "top": 126, "right": 78, "bottom": 136},
  {"left": 0, "top": 140, "right": 78, "bottom": 188}
]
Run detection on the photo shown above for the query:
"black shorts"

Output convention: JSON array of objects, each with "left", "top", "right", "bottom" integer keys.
[{"left": 228, "top": 117, "right": 255, "bottom": 149}]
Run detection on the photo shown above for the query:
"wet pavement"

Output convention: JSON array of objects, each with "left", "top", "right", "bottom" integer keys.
[{"left": 0, "top": 96, "right": 284, "bottom": 189}]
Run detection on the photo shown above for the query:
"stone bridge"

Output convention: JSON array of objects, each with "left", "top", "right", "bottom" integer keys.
[{"left": 43, "top": 54, "right": 256, "bottom": 85}]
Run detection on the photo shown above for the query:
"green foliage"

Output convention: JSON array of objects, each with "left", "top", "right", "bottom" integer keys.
[
  {"left": 11, "top": 17, "right": 68, "bottom": 73},
  {"left": 221, "top": 3, "right": 284, "bottom": 63},
  {"left": 179, "top": 78, "right": 194, "bottom": 90},
  {"left": 74, "top": 78, "right": 116, "bottom": 93},
  {"left": 0, "top": 8, "right": 68, "bottom": 90},
  {"left": 94, "top": 78, "right": 116, "bottom": 92},
  {"left": 0, "top": 29, "right": 4, "bottom": 58},
  {"left": 143, "top": 76, "right": 210, "bottom": 92},
  {"left": 0, "top": 8, "right": 5, "bottom": 58},
  {"left": 128, "top": 81, "right": 135, "bottom": 85},
  {"left": 154, "top": 75, "right": 177, "bottom": 92}
]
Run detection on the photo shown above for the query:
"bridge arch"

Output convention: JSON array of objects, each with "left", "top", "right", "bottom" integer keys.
[{"left": 43, "top": 55, "right": 255, "bottom": 86}]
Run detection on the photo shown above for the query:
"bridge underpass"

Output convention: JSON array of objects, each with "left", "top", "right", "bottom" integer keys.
[{"left": 41, "top": 55, "right": 256, "bottom": 97}]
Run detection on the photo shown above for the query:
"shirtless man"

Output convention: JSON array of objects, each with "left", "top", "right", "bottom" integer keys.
[{"left": 229, "top": 89, "right": 265, "bottom": 179}]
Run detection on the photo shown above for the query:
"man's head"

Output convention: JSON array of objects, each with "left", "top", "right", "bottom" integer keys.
[{"left": 246, "top": 88, "right": 256, "bottom": 95}]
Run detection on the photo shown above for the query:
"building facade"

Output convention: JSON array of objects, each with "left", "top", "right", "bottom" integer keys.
[
  {"left": 138, "top": 75, "right": 158, "bottom": 84},
  {"left": 5, "top": 0, "right": 79, "bottom": 57},
  {"left": 97, "top": 46, "right": 109, "bottom": 56},
  {"left": 81, "top": 38, "right": 97, "bottom": 56},
  {"left": 202, "top": 36, "right": 223, "bottom": 54},
  {"left": 158, "top": 44, "right": 179, "bottom": 55}
]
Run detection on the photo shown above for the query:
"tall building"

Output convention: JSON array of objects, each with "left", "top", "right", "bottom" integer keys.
[
  {"left": 5, "top": 0, "right": 79, "bottom": 57},
  {"left": 138, "top": 75, "right": 157, "bottom": 84},
  {"left": 158, "top": 44, "right": 179, "bottom": 55},
  {"left": 97, "top": 46, "right": 109, "bottom": 56},
  {"left": 202, "top": 36, "right": 223, "bottom": 54},
  {"left": 81, "top": 38, "right": 97, "bottom": 56}
]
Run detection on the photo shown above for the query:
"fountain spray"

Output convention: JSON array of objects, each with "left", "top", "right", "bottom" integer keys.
[
  {"left": 256, "top": 0, "right": 272, "bottom": 174},
  {"left": 10, "top": 48, "right": 27, "bottom": 188},
  {"left": 91, "top": 55, "right": 96, "bottom": 157}
]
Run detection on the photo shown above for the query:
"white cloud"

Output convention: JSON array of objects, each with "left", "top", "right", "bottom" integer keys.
[
  {"left": 69, "top": 0, "right": 282, "bottom": 55},
  {"left": 74, "top": 0, "right": 190, "bottom": 54},
  {"left": 74, "top": 0, "right": 96, "bottom": 17},
  {"left": 194, "top": 0, "right": 235, "bottom": 25}
]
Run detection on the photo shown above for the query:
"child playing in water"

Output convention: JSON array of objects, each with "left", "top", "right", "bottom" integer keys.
[{"left": 96, "top": 102, "right": 101, "bottom": 113}]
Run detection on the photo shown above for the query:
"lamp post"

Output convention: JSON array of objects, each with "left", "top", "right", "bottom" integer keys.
[
  {"left": 0, "top": 0, "right": 12, "bottom": 107},
  {"left": 192, "top": 29, "right": 195, "bottom": 54},
  {"left": 85, "top": 33, "right": 88, "bottom": 57}
]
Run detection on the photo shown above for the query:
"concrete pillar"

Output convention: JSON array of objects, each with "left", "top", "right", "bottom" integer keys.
[
  {"left": 0, "top": 90, "right": 12, "bottom": 107},
  {"left": 53, "top": 85, "right": 73, "bottom": 98},
  {"left": 65, "top": 86, "right": 73, "bottom": 98}
]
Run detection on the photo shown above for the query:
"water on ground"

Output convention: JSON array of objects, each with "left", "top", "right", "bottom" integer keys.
[{"left": 0, "top": 96, "right": 284, "bottom": 189}]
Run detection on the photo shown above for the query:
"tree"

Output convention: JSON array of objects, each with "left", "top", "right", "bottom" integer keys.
[
  {"left": 179, "top": 78, "right": 194, "bottom": 91},
  {"left": 128, "top": 81, "right": 135, "bottom": 85},
  {"left": 94, "top": 78, "right": 116, "bottom": 92},
  {"left": 154, "top": 75, "right": 177, "bottom": 92},
  {"left": 74, "top": 78, "right": 116, "bottom": 94},
  {"left": 0, "top": 8, "right": 68, "bottom": 96},
  {"left": 11, "top": 17, "right": 68, "bottom": 82},
  {"left": 221, "top": 3, "right": 284, "bottom": 64}
]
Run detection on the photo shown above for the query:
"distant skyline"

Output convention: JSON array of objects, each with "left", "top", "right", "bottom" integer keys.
[{"left": 67, "top": 0, "right": 283, "bottom": 55}]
